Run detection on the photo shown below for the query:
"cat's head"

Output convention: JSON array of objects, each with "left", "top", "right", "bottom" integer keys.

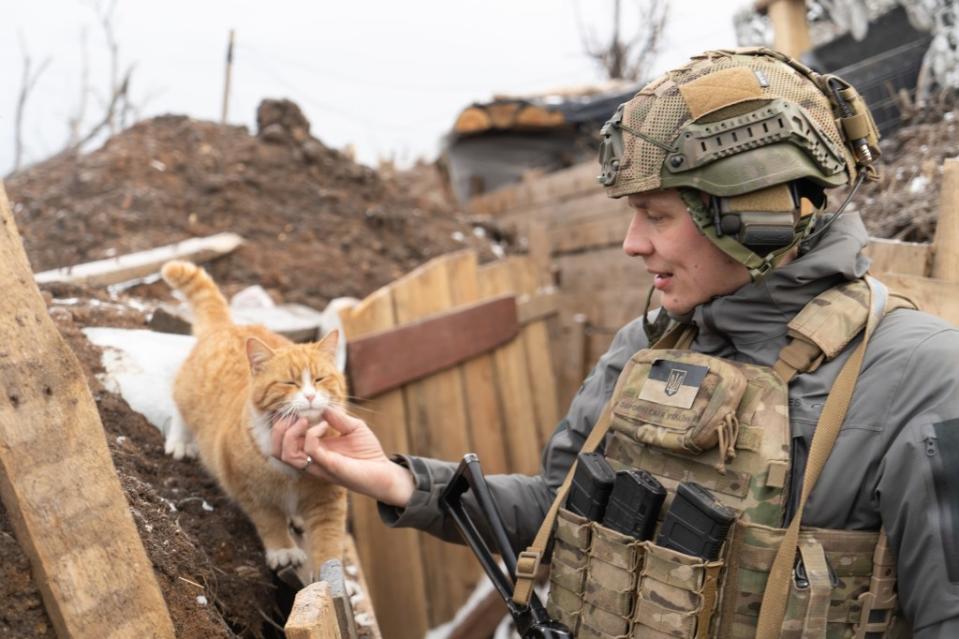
[{"left": 245, "top": 330, "right": 346, "bottom": 425}]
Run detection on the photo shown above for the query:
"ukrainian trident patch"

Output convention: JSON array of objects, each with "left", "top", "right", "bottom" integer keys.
[{"left": 638, "top": 359, "right": 709, "bottom": 409}]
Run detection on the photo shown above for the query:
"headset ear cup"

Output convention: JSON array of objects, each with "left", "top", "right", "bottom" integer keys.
[{"left": 720, "top": 214, "right": 742, "bottom": 236}]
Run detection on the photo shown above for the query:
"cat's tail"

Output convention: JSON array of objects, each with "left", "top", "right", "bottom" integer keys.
[{"left": 161, "top": 260, "right": 232, "bottom": 337}]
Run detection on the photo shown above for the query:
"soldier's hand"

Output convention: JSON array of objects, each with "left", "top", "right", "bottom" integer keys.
[{"left": 272, "top": 407, "right": 415, "bottom": 507}]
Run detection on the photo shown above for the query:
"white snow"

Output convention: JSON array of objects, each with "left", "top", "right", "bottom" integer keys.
[{"left": 83, "top": 327, "right": 194, "bottom": 436}]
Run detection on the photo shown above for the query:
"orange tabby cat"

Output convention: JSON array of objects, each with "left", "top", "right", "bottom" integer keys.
[{"left": 161, "top": 260, "right": 347, "bottom": 576}]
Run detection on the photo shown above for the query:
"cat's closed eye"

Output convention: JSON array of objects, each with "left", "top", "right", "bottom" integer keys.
[{"left": 314, "top": 377, "right": 326, "bottom": 384}]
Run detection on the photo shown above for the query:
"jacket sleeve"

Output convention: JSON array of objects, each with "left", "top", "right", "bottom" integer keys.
[
  {"left": 874, "top": 327, "right": 959, "bottom": 637},
  {"left": 377, "top": 316, "right": 649, "bottom": 555}
]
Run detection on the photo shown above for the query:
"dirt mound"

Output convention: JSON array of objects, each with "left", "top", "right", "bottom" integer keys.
[
  {"left": 1, "top": 101, "right": 508, "bottom": 638},
  {"left": 849, "top": 103, "right": 959, "bottom": 242},
  {"left": 6, "top": 99, "right": 499, "bottom": 306}
]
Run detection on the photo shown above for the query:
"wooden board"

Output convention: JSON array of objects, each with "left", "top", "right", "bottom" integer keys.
[
  {"left": 391, "top": 252, "right": 482, "bottom": 626},
  {"left": 339, "top": 287, "right": 429, "bottom": 639},
  {"left": 933, "top": 157, "right": 959, "bottom": 282},
  {"left": 346, "top": 295, "right": 518, "bottom": 399},
  {"left": 877, "top": 272, "right": 959, "bottom": 326},
  {"left": 478, "top": 260, "right": 542, "bottom": 474},
  {"left": 34, "top": 232, "right": 243, "bottom": 287},
  {"left": 508, "top": 258, "right": 561, "bottom": 448},
  {"left": 0, "top": 183, "right": 176, "bottom": 638},
  {"left": 467, "top": 162, "right": 601, "bottom": 216},
  {"left": 864, "top": 238, "right": 931, "bottom": 276},
  {"left": 446, "top": 252, "right": 510, "bottom": 477}
]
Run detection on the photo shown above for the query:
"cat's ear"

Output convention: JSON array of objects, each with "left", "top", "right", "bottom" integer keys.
[
  {"left": 313, "top": 329, "right": 339, "bottom": 359},
  {"left": 246, "top": 337, "right": 275, "bottom": 373}
]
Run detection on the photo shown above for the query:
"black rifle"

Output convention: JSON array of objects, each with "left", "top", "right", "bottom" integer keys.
[{"left": 439, "top": 454, "right": 572, "bottom": 639}]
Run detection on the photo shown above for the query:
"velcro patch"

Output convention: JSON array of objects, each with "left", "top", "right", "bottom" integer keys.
[
  {"left": 638, "top": 359, "right": 709, "bottom": 409},
  {"left": 723, "top": 184, "right": 795, "bottom": 213},
  {"left": 679, "top": 66, "right": 764, "bottom": 120},
  {"left": 931, "top": 419, "right": 959, "bottom": 582}
]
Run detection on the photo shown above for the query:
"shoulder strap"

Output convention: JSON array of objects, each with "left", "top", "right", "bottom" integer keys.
[
  {"left": 774, "top": 278, "right": 916, "bottom": 382},
  {"left": 756, "top": 276, "right": 889, "bottom": 636},
  {"left": 511, "top": 322, "right": 695, "bottom": 606}
]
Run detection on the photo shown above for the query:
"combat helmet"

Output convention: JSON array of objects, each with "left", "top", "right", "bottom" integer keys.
[{"left": 597, "top": 47, "right": 881, "bottom": 279}]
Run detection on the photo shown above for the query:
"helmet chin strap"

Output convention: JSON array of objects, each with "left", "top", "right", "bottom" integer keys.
[{"left": 679, "top": 188, "right": 811, "bottom": 281}]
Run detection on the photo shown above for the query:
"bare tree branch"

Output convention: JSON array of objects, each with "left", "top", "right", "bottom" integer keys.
[
  {"left": 67, "top": 26, "right": 92, "bottom": 148},
  {"left": 13, "top": 35, "right": 52, "bottom": 172},
  {"left": 577, "top": 0, "right": 669, "bottom": 82},
  {"left": 61, "top": 65, "right": 134, "bottom": 156}
]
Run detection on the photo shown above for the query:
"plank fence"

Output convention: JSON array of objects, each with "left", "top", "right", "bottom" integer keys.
[{"left": 340, "top": 250, "right": 560, "bottom": 637}]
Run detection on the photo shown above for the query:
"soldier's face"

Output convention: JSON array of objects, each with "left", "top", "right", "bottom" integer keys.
[{"left": 624, "top": 189, "right": 750, "bottom": 315}]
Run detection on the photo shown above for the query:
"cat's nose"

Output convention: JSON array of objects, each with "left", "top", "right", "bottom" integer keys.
[{"left": 304, "top": 392, "right": 316, "bottom": 402}]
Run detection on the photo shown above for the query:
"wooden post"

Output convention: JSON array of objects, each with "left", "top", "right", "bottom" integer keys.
[
  {"left": 763, "top": 0, "right": 811, "bottom": 58},
  {"left": 221, "top": 29, "right": 235, "bottom": 124},
  {"left": 0, "top": 182, "right": 176, "bottom": 637},
  {"left": 932, "top": 157, "right": 959, "bottom": 282},
  {"left": 285, "top": 582, "right": 341, "bottom": 639}
]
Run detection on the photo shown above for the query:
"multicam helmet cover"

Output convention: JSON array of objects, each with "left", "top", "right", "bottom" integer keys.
[{"left": 597, "top": 48, "right": 881, "bottom": 279}]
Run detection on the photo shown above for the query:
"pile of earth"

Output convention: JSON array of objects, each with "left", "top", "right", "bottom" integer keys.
[
  {"left": 845, "top": 99, "right": 959, "bottom": 242},
  {"left": 0, "top": 99, "right": 509, "bottom": 639}
]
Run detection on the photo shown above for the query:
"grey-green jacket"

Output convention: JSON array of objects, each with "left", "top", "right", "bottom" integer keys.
[{"left": 379, "top": 213, "right": 959, "bottom": 637}]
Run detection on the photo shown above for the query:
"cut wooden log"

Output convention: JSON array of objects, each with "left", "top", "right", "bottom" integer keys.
[
  {"left": 34, "top": 232, "right": 243, "bottom": 287},
  {"left": 0, "top": 182, "right": 176, "bottom": 638},
  {"left": 285, "top": 581, "right": 340, "bottom": 639}
]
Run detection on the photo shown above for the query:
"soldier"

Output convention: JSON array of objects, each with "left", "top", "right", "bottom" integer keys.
[{"left": 274, "top": 48, "right": 959, "bottom": 637}]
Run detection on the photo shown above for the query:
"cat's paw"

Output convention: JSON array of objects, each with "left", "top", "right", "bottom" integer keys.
[
  {"left": 265, "top": 547, "right": 307, "bottom": 570},
  {"left": 164, "top": 437, "right": 198, "bottom": 460}
]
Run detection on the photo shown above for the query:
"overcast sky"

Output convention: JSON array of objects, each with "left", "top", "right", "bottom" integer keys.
[{"left": 1, "top": 0, "right": 743, "bottom": 174}]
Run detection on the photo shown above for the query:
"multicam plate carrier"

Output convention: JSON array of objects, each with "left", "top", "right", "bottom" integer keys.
[{"left": 533, "top": 279, "right": 914, "bottom": 639}]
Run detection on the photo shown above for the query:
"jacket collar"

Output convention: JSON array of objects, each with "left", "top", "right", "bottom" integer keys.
[{"left": 684, "top": 213, "right": 871, "bottom": 365}]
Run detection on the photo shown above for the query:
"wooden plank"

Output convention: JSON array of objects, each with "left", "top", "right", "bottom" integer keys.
[
  {"left": 478, "top": 260, "right": 542, "bottom": 474},
  {"left": 339, "top": 287, "right": 429, "bottom": 639},
  {"left": 517, "top": 290, "right": 559, "bottom": 326},
  {"left": 343, "top": 535, "right": 382, "bottom": 639},
  {"left": 447, "top": 589, "right": 507, "bottom": 639},
  {"left": 392, "top": 251, "right": 482, "bottom": 626},
  {"left": 467, "top": 162, "right": 601, "bottom": 216},
  {"left": 932, "top": 157, "right": 959, "bottom": 282},
  {"left": 876, "top": 272, "right": 959, "bottom": 326},
  {"left": 319, "top": 560, "right": 358, "bottom": 639},
  {"left": 562, "top": 313, "right": 589, "bottom": 413},
  {"left": 346, "top": 295, "right": 518, "bottom": 398},
  {"left": 285, "top": 581, "right": 341, "bottom": 639},
  {"left": 34, "top": 232, "right": 243, "bottom": 287},
  {"left": 527, "top": 220, "right": 552, "bottom": 289},
  {"left": 446, "top": 252, "right": 510, "bottom": 477},
  {"left": 508, "top": 258, "right": 562, "bottom": 448},
  {"left": 550, "top": 210, "right": 632, "bottom": 255},
  {"left": 864, "top": 238, "right": 932, "bottom": 276},
  {"left": 766, "top": 0, "right": 811, "bottom": 58},
  {"left": 0, "top": 183, "right": 176, "bottom": 638}
]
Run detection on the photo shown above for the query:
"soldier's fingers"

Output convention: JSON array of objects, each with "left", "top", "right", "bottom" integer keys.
[
  {"left": 271, "top": 415, "right": 296, "bottom": 458},
  {"left": 322, "top": 405, "right": 366, "bottom": 435},
  {"left": 280, "top": 417, "right": 310, "bottom": 464}
]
